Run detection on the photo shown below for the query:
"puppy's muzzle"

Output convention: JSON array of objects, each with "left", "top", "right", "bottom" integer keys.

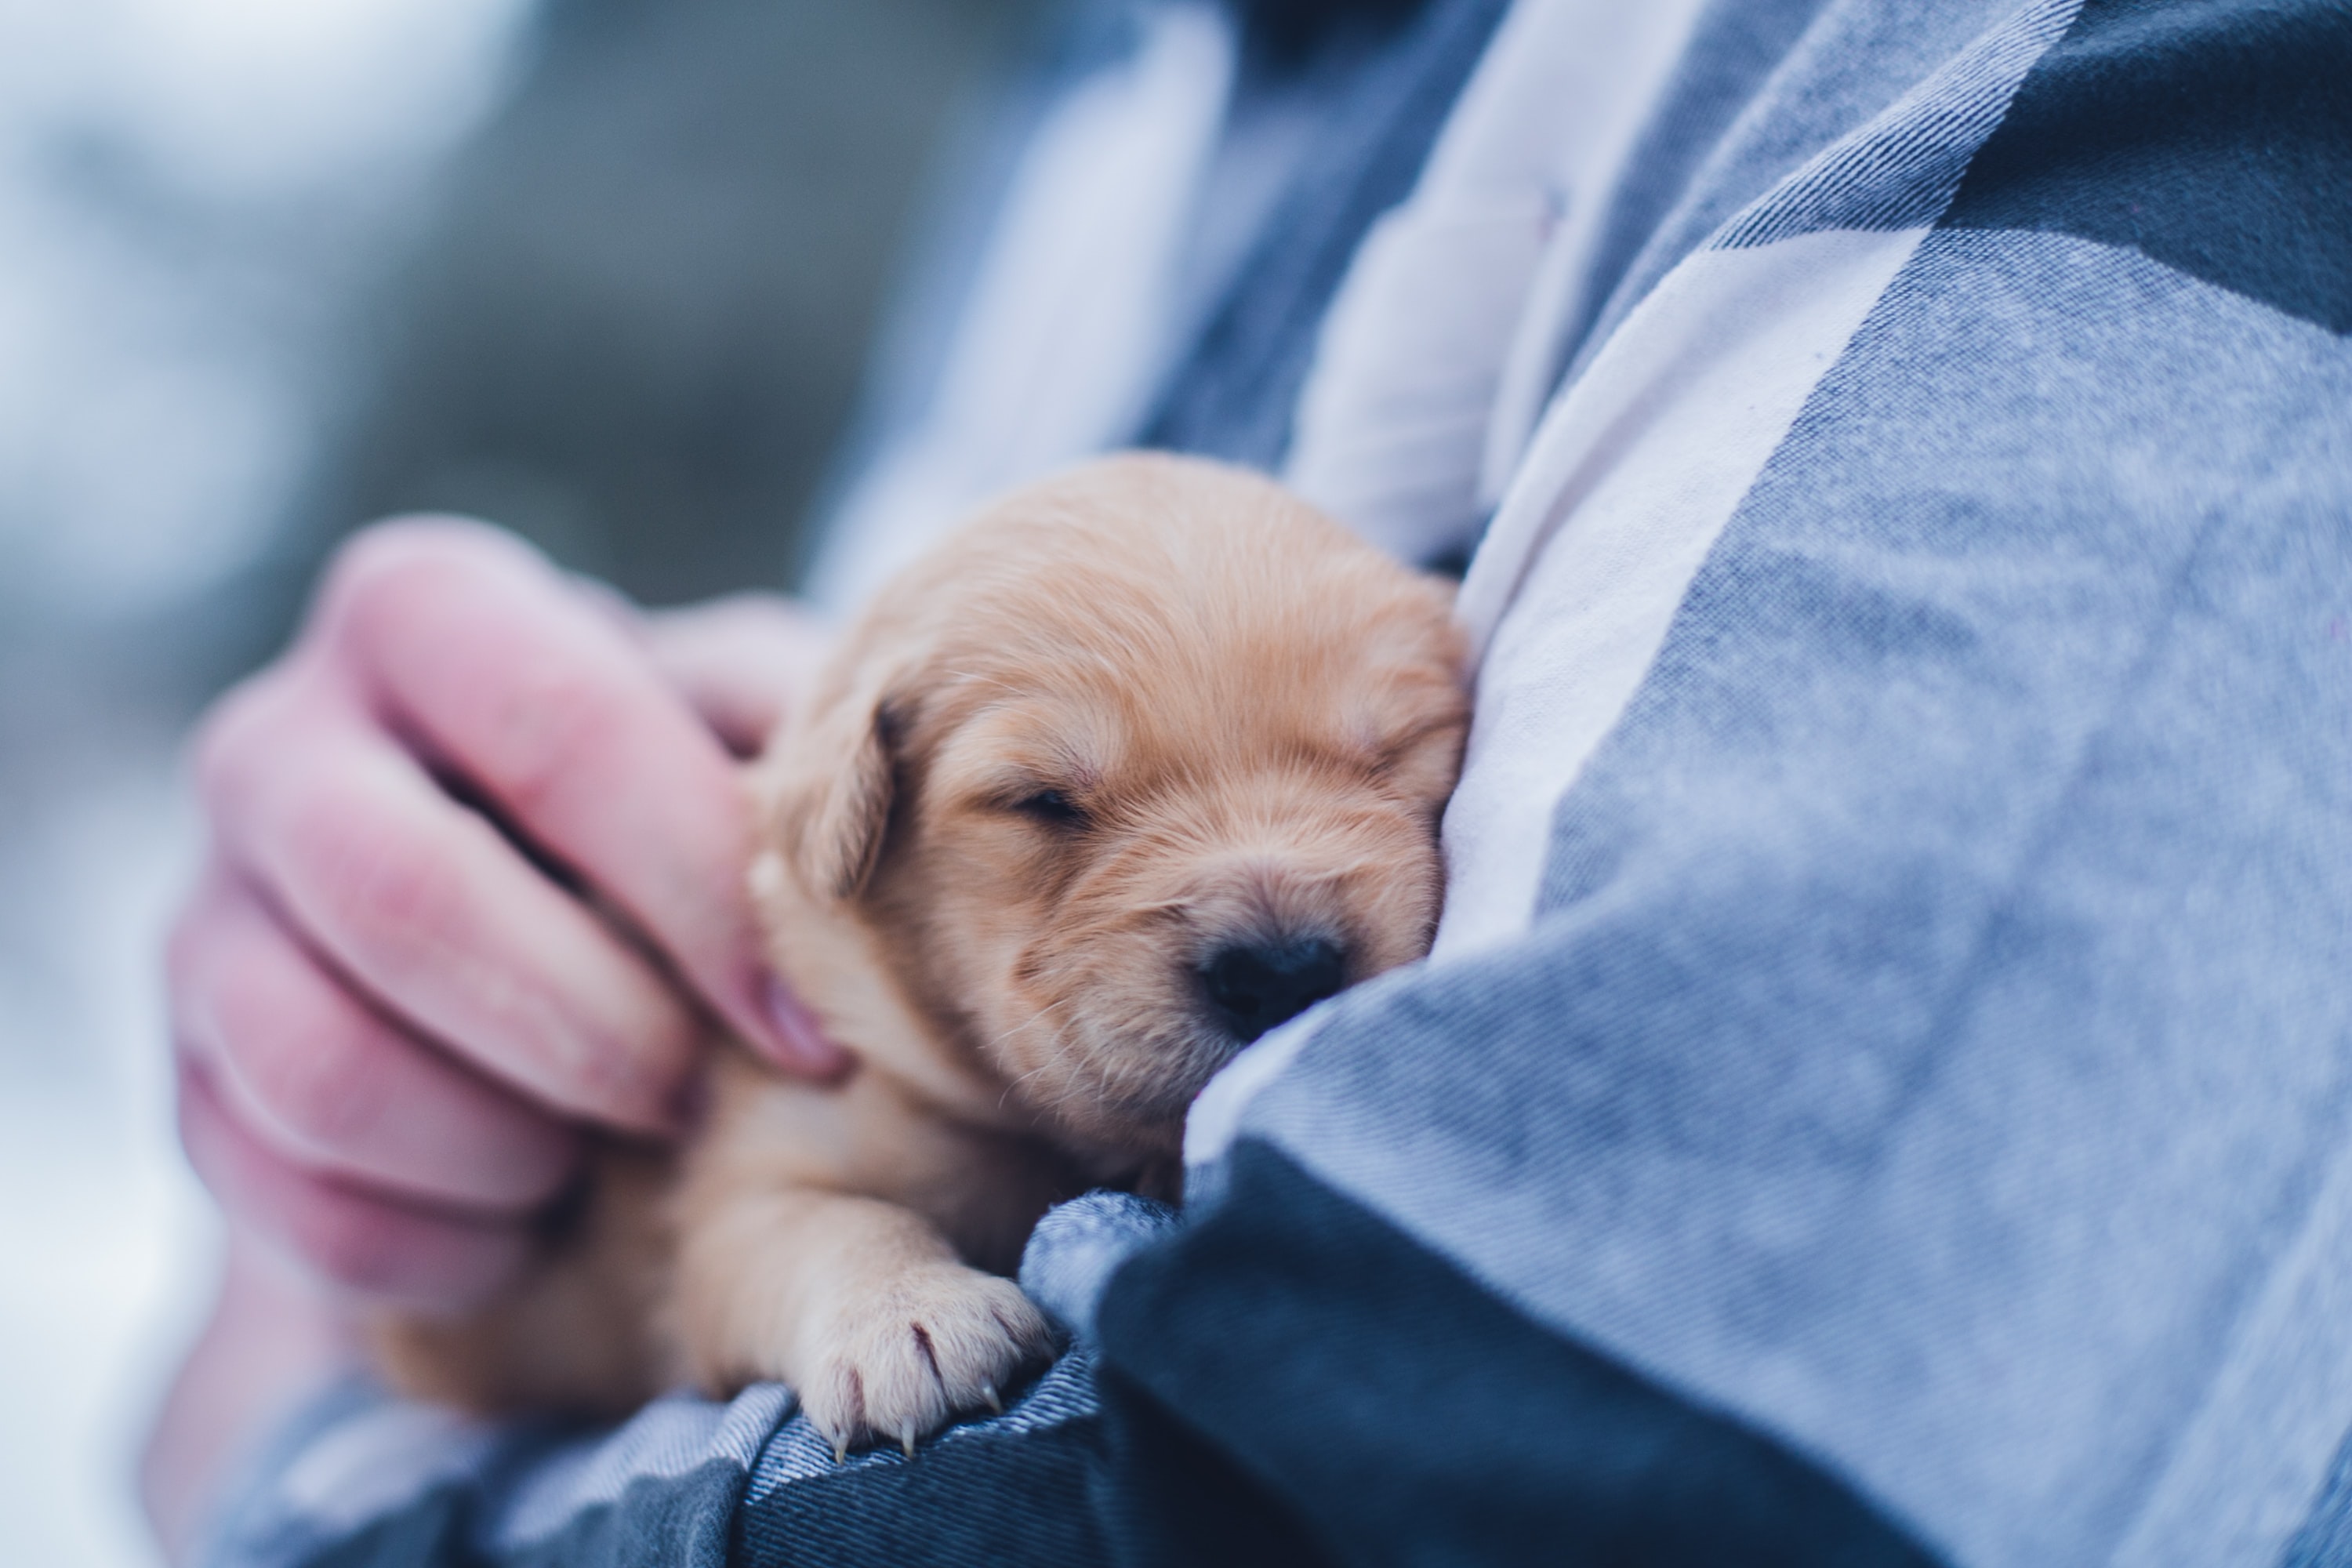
[{"left": 1196, "top": 934, "right": 1347, "bottom": 1044}]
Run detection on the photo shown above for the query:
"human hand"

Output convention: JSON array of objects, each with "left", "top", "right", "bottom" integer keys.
[{"left": 168, "top": 518, "right": 848, "bottom": 1311}]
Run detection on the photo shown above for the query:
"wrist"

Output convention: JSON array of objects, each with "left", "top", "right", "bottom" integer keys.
[{"left": 140, "top": 1234, "right": 360, "bottom": 1566}]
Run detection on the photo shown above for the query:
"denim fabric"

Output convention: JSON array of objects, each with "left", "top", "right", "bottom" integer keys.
[{"left": 1018, "top": 1189, "right": 1182, "bottom": 1339}]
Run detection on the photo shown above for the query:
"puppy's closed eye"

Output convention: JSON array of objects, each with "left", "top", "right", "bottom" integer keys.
[{"left": 1008, "top": 789, "right": 1088, "bottom": 830}]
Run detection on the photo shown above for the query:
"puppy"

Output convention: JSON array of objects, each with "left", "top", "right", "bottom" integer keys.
[{"left": 377, "top": 452, "right": 1468, "bottom": 1456}]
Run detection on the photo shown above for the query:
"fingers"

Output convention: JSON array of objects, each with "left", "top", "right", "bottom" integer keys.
[
  {"left": 177, "top": 1059, "right": 530, "bottom": 1310},
  {"left": 169, "top": 867, "right": 579, "bottom": 1212},
  {"left": 172, "top": 516, "right": 858, "bottom": 1305},
  {"left": 197, "top": 662, "right": 706, "bottom": 1135},
  {"left": 314, "top": 521, "right": 844, "bottom": 1076}
]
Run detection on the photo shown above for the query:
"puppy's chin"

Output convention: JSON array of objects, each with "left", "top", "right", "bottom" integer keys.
[{"left": 979, "top": 1001, "right": 1242, "bottom": 1162}]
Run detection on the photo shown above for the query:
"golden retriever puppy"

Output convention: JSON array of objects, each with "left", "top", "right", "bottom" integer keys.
[{"left": 377, "top": 452, "right": 1468, "bottom": 1457}]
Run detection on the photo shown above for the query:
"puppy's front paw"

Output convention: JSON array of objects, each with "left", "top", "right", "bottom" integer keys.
[{"left": 802, "top": 1265, "right": 1054, "bottom": 1459}]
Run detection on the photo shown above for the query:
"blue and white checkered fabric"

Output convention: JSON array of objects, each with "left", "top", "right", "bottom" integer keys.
[{"left": 198, "top": 0, "right": 2352, "bottom": 1563}]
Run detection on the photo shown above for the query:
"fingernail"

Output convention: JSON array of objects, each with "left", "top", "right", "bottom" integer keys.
[{"left": 760, "top": 972, "right": 851, "bottom": 1078}]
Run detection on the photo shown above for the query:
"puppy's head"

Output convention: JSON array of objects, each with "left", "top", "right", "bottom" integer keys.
[{"left": 764, "top": 454, "right": 1467, "bottom": 1158}]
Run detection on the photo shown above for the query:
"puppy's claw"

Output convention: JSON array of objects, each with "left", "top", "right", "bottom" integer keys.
[
  {"left": 831, "top": 1439, "right": 848, "bottom": 1465},
  {"left": 799, "top": 1267, "right": 1051, "bottom": 1467}
]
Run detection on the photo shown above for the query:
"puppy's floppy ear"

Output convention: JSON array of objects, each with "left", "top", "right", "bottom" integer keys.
[{"left": 760, "top": 673, "right": 902, "bottom": 903}]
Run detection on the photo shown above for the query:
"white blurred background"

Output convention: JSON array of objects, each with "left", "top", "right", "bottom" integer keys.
[
  {"left": 0, "top": 0, "right": 1036, "bottom": 1560},
  {"left": 0, "top": 5, "right": 535, "bottom": 1563}
]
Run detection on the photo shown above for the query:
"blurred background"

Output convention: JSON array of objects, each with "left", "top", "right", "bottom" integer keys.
[{"left": 0, "top": 0, "right": 1043, "bottom": 1559}]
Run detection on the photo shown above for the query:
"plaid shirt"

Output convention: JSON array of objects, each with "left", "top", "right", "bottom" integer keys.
[{"left": 201, "top": 0, "right": 2352, "bottom": 1563}]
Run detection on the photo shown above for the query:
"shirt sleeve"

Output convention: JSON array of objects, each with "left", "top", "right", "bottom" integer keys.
[{"left": 197, "top": 1357, "right": 1112, "bottom": 1568}]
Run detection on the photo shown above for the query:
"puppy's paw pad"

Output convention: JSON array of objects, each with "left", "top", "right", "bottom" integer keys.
[{"left": 803, "top": 1269, "right": 1052, "bottom": 1457}]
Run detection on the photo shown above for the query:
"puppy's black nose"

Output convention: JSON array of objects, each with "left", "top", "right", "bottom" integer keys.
[{"left": 1199, "top": 937, "right": 1347, "bottom": 1044}]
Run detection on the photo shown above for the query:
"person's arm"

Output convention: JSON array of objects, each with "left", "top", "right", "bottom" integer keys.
[
  {"left": 143, "top": 519, "right": 847, "bottom": 1556},
  {"left": 140, "top": 1238, "right": 355, "bottom": 1566}
]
